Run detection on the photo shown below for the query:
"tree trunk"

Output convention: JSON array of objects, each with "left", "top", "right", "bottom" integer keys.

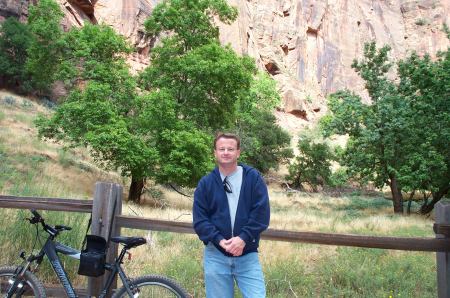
[
  {"left": 420, "top": 184, "right": 450, "bottom": 214},
  {"left": 389, "top": 175, "right": 404, "bottom": 214},
  {"left": 128, "top": 176, "right": 145, "bottom": 203}
]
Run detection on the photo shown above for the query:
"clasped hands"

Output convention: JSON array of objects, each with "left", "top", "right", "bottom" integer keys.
[{"left": 219, "top": 236, "right": 245, "bottom": 256}]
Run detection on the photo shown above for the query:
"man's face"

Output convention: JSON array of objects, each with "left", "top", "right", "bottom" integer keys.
[{"left": 214, "top": 137, "right": 240, "bottom": 167}]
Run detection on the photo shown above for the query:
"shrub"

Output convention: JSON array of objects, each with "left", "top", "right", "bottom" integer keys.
[
  {"left": 287, "top": 135, "right": 334, "bottom": 191},
  {"left": 3, "top": 95, "right": 16, "bottom": 106}
]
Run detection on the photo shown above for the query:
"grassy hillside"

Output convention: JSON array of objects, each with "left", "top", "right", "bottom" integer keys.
[{"left": 0, "top": 90, "right": 438, "bottom": 297}]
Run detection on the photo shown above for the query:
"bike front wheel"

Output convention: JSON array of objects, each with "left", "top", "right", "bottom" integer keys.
[
  {"left": 0, "top": 266, "right": 46, "bottom": 297},
  {"left": 113, "top": 275, "right": 189, "bottom": 298}
]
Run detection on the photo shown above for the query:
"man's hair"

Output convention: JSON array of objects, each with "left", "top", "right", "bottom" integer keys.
[{"left": 214, "top": 132, "right": 241, "bottom": 149}]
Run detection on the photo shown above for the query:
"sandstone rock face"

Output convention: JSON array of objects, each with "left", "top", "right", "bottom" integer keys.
[
  {"left": 1, "top": 0, "right": 449, "bottom": 133},
  {"left": 0, "top": 0, "right": 29, "bottom": 22},
  {"left": 219, "top": 0, "right": 449, "bottom": 132},
  {"left": 58, "top": 0, "right": 153, "bottom": 72}
]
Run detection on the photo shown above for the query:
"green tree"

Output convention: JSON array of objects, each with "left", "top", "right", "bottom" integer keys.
[
  {"left": 139, "top": 0, "right": 267, "bottom": 199},
  {"left": 237, "top": 72, "right": 292, "bottom": 173},
  {"left": 35, "top": 24, "right": 156, "bottom": 203},
  {"left": 0, "top": 17, "right": 32, "bottom": 93},
  {"left": 322, "top": 41, "right": 449, "bottom": 214},
  {"left": 397, "top": 46, "right": 450, "bottom": 213},
  {"left": 37, "top": 0, "right": 290, "bottom": 203},
  {"left": 321, "top": 43, "right": 410, "bottom": 213},
  {"left": 26, "top": 0, "right": 65, "bottom": 94},
  {"left": 287, "top": 135, "right": 334, "bottom": 192},
  {"left": 144, "top": 0, "right": 237, "bottom": 51},
  {"left": 140, "top": 41, "right": 255, "bottom": 131},
  {"left": 38, "top": 0, "right": 242, "bottom": 203},
  {"left": 141, "top": 0, "right": 290, "bottom": 184}
]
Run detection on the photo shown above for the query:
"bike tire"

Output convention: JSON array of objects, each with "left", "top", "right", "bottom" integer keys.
[
  {"left": 0, "top": 266, "right": 46, "bottom": 297},
  {"left": 112, "top": 275, "right": 189, "bottom": 298}
]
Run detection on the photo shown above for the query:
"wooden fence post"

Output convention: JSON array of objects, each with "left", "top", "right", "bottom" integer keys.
[
  {"left": 435, "top": 202, "right": 450, "bottom": 298},
  {"left": 88, "top": 182, "right": 123, "bottom": 297}
]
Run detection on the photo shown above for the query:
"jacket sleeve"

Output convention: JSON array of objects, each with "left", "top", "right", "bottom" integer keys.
[
  {"left": 192, "top": 179, "right": 224, "bottom": 245},
  {"left": 238, "top": 173, "right": 270, "bottom": 244}
]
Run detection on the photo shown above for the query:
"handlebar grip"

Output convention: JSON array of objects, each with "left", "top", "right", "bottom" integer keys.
[
  {"left": 30, "top": 209, "right": 40, "bottom": 218},
  {"left": 55, "top": 225, "right": 72, "bottom": 231}
]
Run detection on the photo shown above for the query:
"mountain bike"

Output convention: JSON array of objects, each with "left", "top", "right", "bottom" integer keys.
[{"left": 0, "top": 209, "right": 189, "bottom": 297}]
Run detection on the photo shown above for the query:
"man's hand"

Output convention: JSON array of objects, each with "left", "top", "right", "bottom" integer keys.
[
  {"left": 219, "top": 239, "right": 228, "bottom": 250},
  {"left": 223, "top": 236, "right": 246, "bottom": 256}
]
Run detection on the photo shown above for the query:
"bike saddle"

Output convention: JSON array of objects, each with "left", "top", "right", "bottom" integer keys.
[{"left": 110, "top": 236, "right": 147, "bottom": 248}]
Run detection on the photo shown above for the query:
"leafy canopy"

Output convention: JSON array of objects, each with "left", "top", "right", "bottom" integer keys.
[
  {"left": 26, "top": 0, "right": 65, "bottom": 93},
  {"left": 0, "top": 17, "right": 32, "bottom": 93},
  {"left": 145, "top": 0, "right": 237, "bottom": 50},
  {"left": 321, "top": 40, "right": 450, "bottom": 213},
  {"left": 287, "top": 133, "right": 334, "bottom": 192},
  {"left": 237, "top": 72, "right": 293, "bottom": 173}
]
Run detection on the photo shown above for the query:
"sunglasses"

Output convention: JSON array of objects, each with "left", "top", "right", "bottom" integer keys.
[{"left": 223, "top": 177, "right": 232, "bottom": 194}]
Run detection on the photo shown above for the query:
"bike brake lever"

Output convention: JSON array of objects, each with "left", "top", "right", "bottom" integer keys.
[
  {"left": 19, "top": 250, "right": 26, "bottom": 260},
  {"left": 28, "top": 217, "right": 40, "bottom": 224}
]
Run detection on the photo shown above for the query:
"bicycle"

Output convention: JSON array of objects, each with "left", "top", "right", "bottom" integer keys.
[{"left": 0, "top": 209, "right": 189, "bottom": 297}]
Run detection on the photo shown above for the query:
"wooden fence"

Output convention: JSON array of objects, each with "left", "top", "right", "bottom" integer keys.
[{"left": 1, "top": 182, "right": 450, "bottom": 297}]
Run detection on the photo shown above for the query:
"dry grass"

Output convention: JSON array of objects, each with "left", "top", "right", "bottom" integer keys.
[{"left": 0, "top": 90, "right": 122, "bottom": 197}]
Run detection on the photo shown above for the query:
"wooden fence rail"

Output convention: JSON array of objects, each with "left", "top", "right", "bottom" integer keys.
[
  {"left": 1, "top": 182, "right": 450, "bottom": 297},
  {"left": 116, "top": 215, "right": 450, "bottom": 252},
  {"left": 0, "top": 195, "right": 92, "bottom": 212}
]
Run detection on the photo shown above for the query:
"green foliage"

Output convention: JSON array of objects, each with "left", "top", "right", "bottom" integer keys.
[
  {"left": 37, "top": 81, "right": 159, "bottom": 180},
  {"left": 328, "top": 167, "right": 350, "bottom": 188},
  {"left": 415, "top": 18, "right": 428, "bottom": 26},
  {"left": 322, "top": 40, "right": 450, "bottom": 213},
  {"left": 444, "top": 23, "right": 450, "bottom": 39},
  {"left": 397, "top": 42, "right": 450, "bottom": 211},
  {"left": 34, "top": 22, "right": 161, "bottom": 200},
  {"left": 141, "top": 0, "right": 254, "bottom": 133},
  {"left": 0, "top": 17, "right": 32, "bottom": 93},
  {"left": 26, "top": 0, "right": 65, "bottom": 94},
  {"left": 155, "top": 128, "right": 214, "bottom": 187},
  {"left": 144, "top": 0, "right": 237, "bottom": 50},
  {"left": 235, "top": 71, "right": 292, "bottom": 173},
  {"left": 2, "top": 95, "right": 17, "bottom": 106},
  {"left": 238, "top": 109, "right": 292, "bottom": 173},
  {"left": 140, "top": 0, "right": 290, "bottom": 177},
  {"left": 322, "top": 43, "right": 411, "bottom": 213},
  {"left": 240, "top": 71, "right": 281, "bottom": 113},
  {"left": 287, "top": 134, "right": 334, "bottom": 192},
  {"left": 58, "top": 23, "right": 132, "bottom": 88},
  {"left": 140, "top": 41, "right": 255, "bottom": 130}
]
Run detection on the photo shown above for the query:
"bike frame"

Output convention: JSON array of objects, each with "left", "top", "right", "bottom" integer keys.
[
  {"left": 52, "top": 239, "right": 136, "bottom": 298},
  {"left": 9, "top": 234, "right": 136, "bottom": 298}
]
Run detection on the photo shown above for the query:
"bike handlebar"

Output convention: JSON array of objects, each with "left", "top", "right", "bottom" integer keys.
[
  {"left": 28, "top": 209, "right": 72, "bottom": 236},
  {"left": 29, "top": 209, "right": 42, "bottom": 224}
]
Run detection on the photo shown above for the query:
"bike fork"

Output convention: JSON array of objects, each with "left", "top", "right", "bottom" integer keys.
[{"left": 6, "top": 266, "right": 29, "bottom": 298}]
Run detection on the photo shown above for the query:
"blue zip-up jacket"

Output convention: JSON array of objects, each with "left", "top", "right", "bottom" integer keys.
[{"left": 193, "top": 163, "right": 270, "bottom": 257}]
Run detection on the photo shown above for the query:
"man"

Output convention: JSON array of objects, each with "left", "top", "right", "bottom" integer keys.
[{"left": 193, "top": 132, "right": 270, "bottom": 297}]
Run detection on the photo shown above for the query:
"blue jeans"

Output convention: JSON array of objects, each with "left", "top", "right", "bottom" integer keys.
[{"left": 203, "top": 242, "right": 266, "bottom": 298}]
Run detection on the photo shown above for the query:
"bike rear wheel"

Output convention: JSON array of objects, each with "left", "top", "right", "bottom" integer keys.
[
  {"left": 0, "top": 266, "right": 46, "bottom": 297},
  {"left": 113, "top": 275, "right": 189, "bottom": 298}
]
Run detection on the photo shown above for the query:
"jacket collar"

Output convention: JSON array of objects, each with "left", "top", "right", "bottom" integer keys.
[{"left": 213, "top": 163, "right": 251, "bottom": 178}]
